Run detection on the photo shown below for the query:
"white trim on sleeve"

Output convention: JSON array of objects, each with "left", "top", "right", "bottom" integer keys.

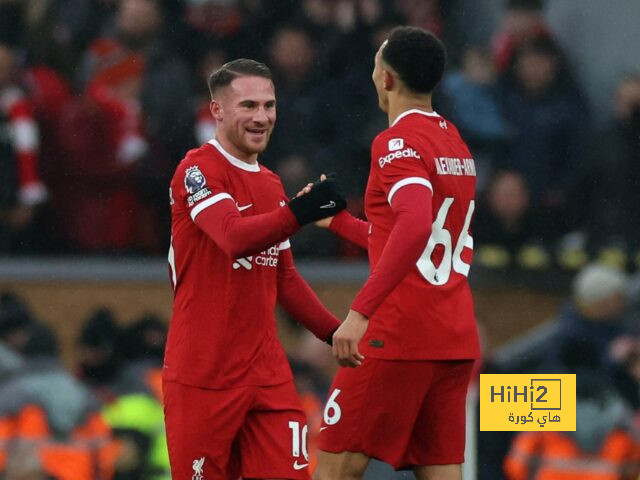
[
  {"left": 387, "top": 177, "right": 433, "bottom": 205},
  {"left": 190, "top": 192, "right": 234, "bottom": 221},
  {"left": 279, "top": 239, "right": 291, "bottom": 250}
]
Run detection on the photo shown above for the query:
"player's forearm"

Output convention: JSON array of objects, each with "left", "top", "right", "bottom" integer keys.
[
  {"left": 277, "top": 249, "right": 340, "bottom": 341},
  {"left": 196, "top": 202, "right": 300, "bottom": 258},
  {"left": 328, "top": 210, "right": 369, "bottom": 250},
  {"left": 351, "top": 186, "right": 432, "bottom": 317}
]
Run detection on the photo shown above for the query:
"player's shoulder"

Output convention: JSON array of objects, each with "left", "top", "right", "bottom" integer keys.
[{"left": 174, "top": 143, "right": 223, "bottom": 178}]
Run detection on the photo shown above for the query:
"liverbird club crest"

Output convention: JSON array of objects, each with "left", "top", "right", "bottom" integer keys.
[{"left": 192, "top": 456, "right": 204, "bottom": 480}]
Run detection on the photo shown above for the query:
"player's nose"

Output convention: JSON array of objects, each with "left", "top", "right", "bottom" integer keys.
[{"left": 252, "top": 107, "right": 270, "bottom": 124}]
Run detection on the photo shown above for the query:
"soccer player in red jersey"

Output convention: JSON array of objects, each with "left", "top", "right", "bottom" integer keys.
[
  {"left": 313, "top": 27, "right": 481, "bottom": 480},
  {"left": 163, "top": 59, "right": 346, "bottom": 480}
]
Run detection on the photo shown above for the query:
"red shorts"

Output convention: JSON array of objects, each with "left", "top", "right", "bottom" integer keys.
[
  {"left": 316, "top": 358, "right": 474, "bottom": 469},
  {"left": 163, "top": 379, "right": 310, "bottom": 480}
]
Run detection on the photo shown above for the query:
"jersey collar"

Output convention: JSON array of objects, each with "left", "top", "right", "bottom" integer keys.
[
  {"left": 208, "top": 138, "right": 261, "bottom": 172},
  {"left": 391, "top": 108, "right": 440, "bottom": 127}
]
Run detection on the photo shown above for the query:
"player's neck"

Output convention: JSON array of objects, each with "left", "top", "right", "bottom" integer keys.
[
  {"left": 387, "top": 95, "right": 434, "bottom": 127},
  {"left": 215, "top": 135, "right": 259, "bottom": 165}
]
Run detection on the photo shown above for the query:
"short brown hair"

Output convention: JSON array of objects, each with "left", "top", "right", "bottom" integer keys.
[{"left": 207, "top": 58, "right": 273, "bottom": 98}]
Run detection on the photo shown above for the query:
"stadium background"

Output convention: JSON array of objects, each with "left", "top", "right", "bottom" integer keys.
[{"left": 1, "top": 0, "right": 640, "bottom": 478}]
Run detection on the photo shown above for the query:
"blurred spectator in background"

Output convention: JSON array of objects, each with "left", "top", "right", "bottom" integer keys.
[
  {"left": 504, "top": 374, "right": 640, "bottom": 480},
  {"left": 441, "top": 46, "right": 509, "bottom": 191},
  {"left": 22, "top": 0, "right": 117, "bottom": 78},
  {"left": 76, "top": 308, "right": 122, "bottom": 404},
  {"left": 473, "top": 169, "right": 547, "bottom": 270},
  {"left": 0, "top": 292, "right": 36, "bottom": 354},
  {"left": 586, "top": 74, "right": 640, "bottom": 269},
  {"left": 194, "top": 46, "right": 227, "bottom": 145},
  {"left": 80, "top": 0, "right": 194, "bottom": 239},
  {"left": 0, "top": 322, "right": 118, "bottom": 480},
  {"left": 265, "top": 24, "right": 341, "bottom": 257},
  {"left": 497, "top": 35, "right": 587, "bottom": 243},
  {"left": 541, "top": 264, "right": 640, "bottom": 408},
  {"left": 58, "top": 53, "right": 162, "bottom": 253},
  {"left": 491, "top": 0, "right": 550, "bottom": 72},
  {"left": 0, "top": 42, "right": 48, "bottom": 253},
  {"left": 102, "top": 313, "right": 169, "bottom": 480},
  {"left": 266, "top": 24, "right": 331, "bottom": 184}
]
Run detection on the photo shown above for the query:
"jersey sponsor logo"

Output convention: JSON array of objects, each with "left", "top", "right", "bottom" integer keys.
[
  {"left": 388, "top": 138, "right": 404, "bottom": 151},
  {"left": 279, "top": 200, "right": 286, "bottom": 207},
  {"left": 378, "top": 147, "right": 421, "bottom": 168},
  {"left": 320, "top": 200, "right": 336, "bottom": 209},
  {"left": 293, "top": 460, "right": 309, "bottom": 470},
  {"left": 184, "top": 166, "right": 207, "bottom": 194},
  {"left": 236, "top": 202, "right": 253, "bottom": 212},
  {"left": 232, "top": 245, "right": 281, "bottom": 270},
  {"left": 187, "top": 187, "right": 212, "bottom": 207},
  {"left": 434, "top": 157, "right": 476, "bottom": 176},
  {"left": 439, "top": 119, "right": 448, "bottom": 129},
  {"left": 192, "top": 456, "right": 204, "bottom": 480},
  {"left": 169, "top": 187, "right": 174, "bottom": 205}
]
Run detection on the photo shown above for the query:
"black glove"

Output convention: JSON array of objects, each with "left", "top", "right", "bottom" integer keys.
[{"left": 288, "top": 174, "right": 347, "bottom": 226}]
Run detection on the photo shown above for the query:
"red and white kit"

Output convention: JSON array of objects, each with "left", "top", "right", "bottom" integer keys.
[
  {"left": 164, "top": 139, "right": 339, "bottom": 479},
  {"left": 318, "top": 109, "right": 481, "bottom": 468}
]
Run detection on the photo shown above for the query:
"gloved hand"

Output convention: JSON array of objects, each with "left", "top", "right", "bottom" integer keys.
[{"left": 287, "top": 173, "right": 347, "bottom": 226}]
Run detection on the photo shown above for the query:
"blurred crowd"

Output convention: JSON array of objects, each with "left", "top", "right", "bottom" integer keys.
[
  {"left": 480, "top": 262, "right": 640, "bottom": 479},
  {"left": 0, "top": 289, "right": 338, "bottom": 479},
  {"left": 3, "top": 262, "right": 640, "bottom": 478},
  {"left": 0, "top": 0, "right": 638, "bottom": 270}
]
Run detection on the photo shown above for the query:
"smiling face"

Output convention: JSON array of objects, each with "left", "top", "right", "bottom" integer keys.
[{"left": 211, "top": 75, "right": 276, "bottom": 161}]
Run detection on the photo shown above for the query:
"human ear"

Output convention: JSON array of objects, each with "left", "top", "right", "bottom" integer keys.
[
  {"left": 210, "top": 100, "right": 223, "bottom": 121},
  {"left": 383, "top": 70, "right": 394, "bottom": 91}
]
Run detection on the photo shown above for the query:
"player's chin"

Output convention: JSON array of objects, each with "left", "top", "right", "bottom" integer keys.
[{"left": 244, "top": 131, "right": 271, "bottom": 152}]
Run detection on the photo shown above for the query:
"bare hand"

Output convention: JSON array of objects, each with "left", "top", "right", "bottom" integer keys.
[
  {"left": 295, "top": 182, "right": 314, "bottom": 198},
  {"left": 315, "top": 216, "right": 333, "bottom": 228},
  {"left": 332, "top": 309, "right": 368, "bottom": 367}
]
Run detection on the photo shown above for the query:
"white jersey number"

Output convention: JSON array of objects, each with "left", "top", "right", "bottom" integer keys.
[
  {"left": 416, "top": 198, "right": 474, "bottom": 285},
  {"left": 288, "top": 421, "right": 309, "bottom": 461},
  {"left": 323, "top": 388, "right": 342, "bottom": 425}
]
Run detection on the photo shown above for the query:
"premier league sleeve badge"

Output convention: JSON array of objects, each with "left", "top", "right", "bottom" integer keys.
[{"left": 184, "top": 166, "right": 207, "bottom": 194}]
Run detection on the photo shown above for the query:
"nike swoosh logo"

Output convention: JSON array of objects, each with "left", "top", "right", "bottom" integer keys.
[
  {"left": 237, "top": 203, "right": 253, "bottom": 211},
  {"left": 319, "top": 426, "right": 328, "bottom": 432},
  {"left": 293, "top": 461, "right": 309, "bottom": 470},
  {"left": 320, "top": 201, "right": 336, "bottom": 209}
]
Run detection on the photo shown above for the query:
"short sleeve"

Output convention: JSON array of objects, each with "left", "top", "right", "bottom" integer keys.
[
  {"left": 171, "top": 156, "right": 235, "bottom": 222},
  {"left": 371, "top": 133, "right": 433, "bottom": 205}
]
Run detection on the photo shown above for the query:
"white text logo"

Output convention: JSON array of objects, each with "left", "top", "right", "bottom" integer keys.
[
  {"left": 378, "top": 148, "right": 421, "bottom": 168},
  {"left": 232, "top": 245, "right": 281, "bottom": 270}
]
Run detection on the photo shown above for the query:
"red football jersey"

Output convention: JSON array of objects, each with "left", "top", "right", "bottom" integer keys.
[
  {"left": 360, "top": 109, "right": 480, "bottom": 360},
  {"left": 164, "top": 139, "right": 293, "bottom": 389}
]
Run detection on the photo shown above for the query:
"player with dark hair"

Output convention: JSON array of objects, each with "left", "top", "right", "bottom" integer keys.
[
  {"left": 313, "top": 27, "right": 480, "bottom": 480},
  {"left": 163, "top": 58, "right": 346, "bottom": 479}
]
